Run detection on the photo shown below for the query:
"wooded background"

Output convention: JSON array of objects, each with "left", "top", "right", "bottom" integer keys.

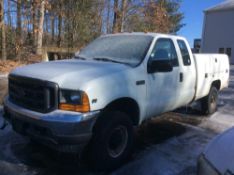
[{"left": 0, "top": 0, "right": 184, "bottom": 61}]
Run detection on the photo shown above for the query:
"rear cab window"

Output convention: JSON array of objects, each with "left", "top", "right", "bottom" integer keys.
[{"left": 177, "top": 40, "right": 191, "bottom": 66}]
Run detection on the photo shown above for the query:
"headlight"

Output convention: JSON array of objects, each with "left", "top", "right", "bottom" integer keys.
[
  {"left": 59, "top": 89, "right": 90, "bottom": 113},
  {"left": 197, "top": 154, "right": 220, "bottom": 175}
]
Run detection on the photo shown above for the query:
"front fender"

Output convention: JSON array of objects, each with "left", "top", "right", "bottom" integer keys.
[{"left": 80, "top": 66, "right": 147, "bottom": 124}]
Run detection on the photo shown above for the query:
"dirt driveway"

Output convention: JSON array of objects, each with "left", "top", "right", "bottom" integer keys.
[{"left": 0, "top": 66, "right": 233, "bottom": 175}]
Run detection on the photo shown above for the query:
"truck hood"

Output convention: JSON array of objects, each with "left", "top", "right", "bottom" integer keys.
[{"left": 11, "top": 59, "right": 130, "bottom": 89}]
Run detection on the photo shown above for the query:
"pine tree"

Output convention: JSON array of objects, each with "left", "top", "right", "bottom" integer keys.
[{"left": 0, "top": 0, "right": 6, "bottom": 60}]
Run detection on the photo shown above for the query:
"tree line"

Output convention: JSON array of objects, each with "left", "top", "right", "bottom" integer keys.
[{"left": 0, "top": 0, "right": 184, "bottom": 61}]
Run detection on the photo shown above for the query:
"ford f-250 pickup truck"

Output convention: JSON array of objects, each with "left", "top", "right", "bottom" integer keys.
[{"left": 3, "top": 33, "right": 230, "bottom": 170}]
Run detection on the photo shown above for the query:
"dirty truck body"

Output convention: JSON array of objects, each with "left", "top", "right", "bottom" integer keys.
[{"left": 3, "top": 33, "right": 230, "bottom": 170}]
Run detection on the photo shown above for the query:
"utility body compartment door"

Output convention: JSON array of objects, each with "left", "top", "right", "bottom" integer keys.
[{"left": 193, "top": 54, "right": 230, "bottom": 100}]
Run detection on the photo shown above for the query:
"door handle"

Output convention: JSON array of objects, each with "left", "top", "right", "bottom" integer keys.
[{"left": 180, "top": 72, "right": 183, "bottom": 82}]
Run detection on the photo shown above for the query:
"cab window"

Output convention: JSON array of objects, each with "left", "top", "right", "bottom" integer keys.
[
  {"left": 149, "top": 38, "right": 179, "bottom": 67},
  {"left": 177, "top": 40, "right": 191, "bottom": 66}
]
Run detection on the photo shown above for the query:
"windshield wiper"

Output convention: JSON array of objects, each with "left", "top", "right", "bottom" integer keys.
[
  {"left": 93, "top": 57, "right": 127, "bottom": 65},
  {"left": 74, "top": 56, "right": 87, "bottom": 60}
]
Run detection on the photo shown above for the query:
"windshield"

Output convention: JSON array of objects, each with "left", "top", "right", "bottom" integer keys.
[{"left": 77, "top": 35, "right": 153, "bottom": 66}]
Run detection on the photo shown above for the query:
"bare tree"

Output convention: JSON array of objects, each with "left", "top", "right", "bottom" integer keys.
[
  {"left": 112, "top": 0, "right": 127, "bottom": 33},
  {"left": 32, "top": 0, "right": 38, "bottom": 49},
  {"left": 16, "top": 0, "right": 22, "bottom": 57},
  {"left": 120, "top": 0, "right": 128, "bottom": 32},
  {"left": 0, "top": 0, "right": 184, "bottom": 61},
  {"left": 17, "top": 0, "right": 22, "bottom": 39},
  {"left": 106, "top": 0, "right": 111, "bottom": 34},
  {"left": 57, "top": 0, "right": 62, "bottom": 47},
  {"left": 0, "top": 0, "right": 6, "bottom": 60},
  {"left": 36, "top": 0, "right": 45, "bottom": 55},
  {"left": 112, "top": 0, "right": 120, "bottom": 33},
  {"left": 51, "top": 15, "right": 55, "bottom": 43},
  {"left": 97, "top": 0, "right": 105, "bottom": 34},
  {"left": 7, "top": 0, "right": 11, "bottom": 26}
]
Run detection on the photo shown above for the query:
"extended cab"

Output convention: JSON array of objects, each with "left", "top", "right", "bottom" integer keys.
[{"left": 3, "top": 33, "right": 230, "bottom": 170}]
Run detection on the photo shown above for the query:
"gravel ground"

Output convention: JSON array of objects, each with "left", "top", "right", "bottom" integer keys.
[{"left": 0, "top": 66, "right": 233, "bottom": 175}]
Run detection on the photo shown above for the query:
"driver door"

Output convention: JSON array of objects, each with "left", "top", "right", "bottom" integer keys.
[{"left": 146, "top": 38, "right": 181, "bottom": 118}]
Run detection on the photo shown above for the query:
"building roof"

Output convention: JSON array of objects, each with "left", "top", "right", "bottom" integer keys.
[{"left": 205, "top": 0, "right": 234, "bottom": 13}]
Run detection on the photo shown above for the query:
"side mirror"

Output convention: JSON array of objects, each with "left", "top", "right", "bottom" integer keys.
[{"left": 147, "top": 60, "right": 173, "bottom": 73}]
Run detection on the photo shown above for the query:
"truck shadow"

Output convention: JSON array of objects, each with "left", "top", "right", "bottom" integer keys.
[
  {"left": 134, "top": 118, "right": 186, "bottom": 151},
  {"left": 8, "top": 111, "right": 204, "bottom": 175},
  {"left": 10, "top": 141, "right": 100, "bottom": 175},
  {"left": 0, "top": 101, "right": 208, "bottom": 175},
  {"left": 134, "top": 105, "right": 205, "bottom": 152}
]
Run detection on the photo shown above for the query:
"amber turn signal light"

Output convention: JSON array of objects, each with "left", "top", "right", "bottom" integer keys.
[{"left": 59, "top": 92, "right": 90, "bottom": 113}]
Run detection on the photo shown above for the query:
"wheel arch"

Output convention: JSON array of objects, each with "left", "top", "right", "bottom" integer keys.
[
  {"left": 100, "top": 97, "right": 140, "bottom": 126},
  {"left": 211, "top": 80, "right": 221, "bottom": 91}
]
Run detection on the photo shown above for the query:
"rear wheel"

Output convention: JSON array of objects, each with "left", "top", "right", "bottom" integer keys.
[
  {"left": 88, "top": 111, "right": 134, "bottom": 171},
  {"left": 201, "top": 86, "right": 218, "bottom": 115}
]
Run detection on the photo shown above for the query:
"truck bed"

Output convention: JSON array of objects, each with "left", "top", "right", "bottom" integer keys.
[{"left": 193, "top": 54, "right": 229, "bottom": 101}]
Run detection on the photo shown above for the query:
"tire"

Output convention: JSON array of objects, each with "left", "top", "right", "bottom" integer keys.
[
  {"left": 201, "top": 86, "right": 218, "bottom": 115},
  {"left": 87, "top": 111, "right": 134, "bottom": 171}
]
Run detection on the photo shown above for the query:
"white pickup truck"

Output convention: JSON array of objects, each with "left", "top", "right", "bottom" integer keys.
[{"left": 3, "top": 33, "right": 229, "bottom": 170}]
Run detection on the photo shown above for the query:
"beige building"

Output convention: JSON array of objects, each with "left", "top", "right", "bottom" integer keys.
[{"left": 201, "top": 0, "right": 234, "bottom": 64}]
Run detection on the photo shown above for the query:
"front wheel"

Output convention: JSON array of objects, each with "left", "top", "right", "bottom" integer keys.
[
  {"left": 88, "top": 111, "right": 134, "bottom": 171},
  {"left": 201, "top": 86, "right": 218, "bottom": 115}
]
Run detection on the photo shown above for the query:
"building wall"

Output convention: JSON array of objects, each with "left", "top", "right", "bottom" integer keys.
[{"left": 201, "top": 9, "right": 234, "bottom": 64}]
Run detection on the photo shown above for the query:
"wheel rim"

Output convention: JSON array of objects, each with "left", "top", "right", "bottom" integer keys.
[{"left": 107, "top": 125, "right": 128, "bottom": 158}]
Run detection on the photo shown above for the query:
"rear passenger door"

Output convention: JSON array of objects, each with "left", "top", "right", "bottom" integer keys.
[{"left": 176, "top": 39, "right": 196, "bottom": 106}]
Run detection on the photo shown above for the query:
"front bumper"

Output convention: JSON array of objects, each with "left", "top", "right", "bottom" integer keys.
[{"left": 3, "top": 97, "right": 100, "bottom": 152}]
